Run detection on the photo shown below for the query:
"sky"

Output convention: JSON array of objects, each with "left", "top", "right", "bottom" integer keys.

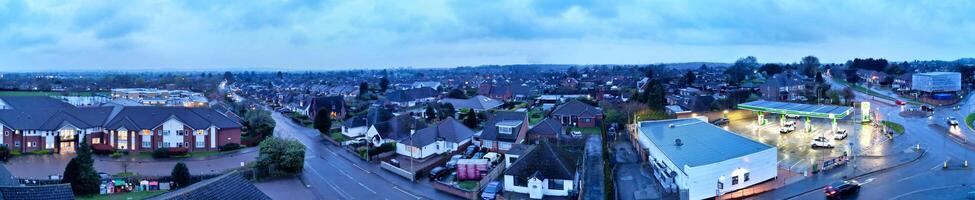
[{"left": 0, "top": 0, "right": 973, "bottom": 71}]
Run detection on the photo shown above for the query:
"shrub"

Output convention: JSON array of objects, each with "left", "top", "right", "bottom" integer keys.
[
  {"left": 171, "top": 162, "right": 192, "bottom": 188},
  {"left": 110, "top": 152, "right": 123, "bottom": 159},
  {"left": 0, "top": 146, "right": 9, "bottom": 162},
  {"left": 168, "top": 147, "right": 189, "bottom": 157},
  {"left": 219, "top": 143, "right": 241, "bottom": 151},
  {"left": 91, "top": 144, "right": 114, "bottom": 155},
  {"left": 153, "top": 148, "right": 170, "bottom": 159},
  {"left": 31, "top": 149, "right": 51, "bottom": 155},
  {"left": 369, "top": 143, "right": 396, "bottom": 156}
]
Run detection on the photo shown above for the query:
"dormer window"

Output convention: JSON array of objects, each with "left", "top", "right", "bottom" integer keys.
[{"left": 498, "top": 126, "right": 514, "bottom": 134}]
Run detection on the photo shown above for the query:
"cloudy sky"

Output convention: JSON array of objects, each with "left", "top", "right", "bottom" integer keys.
[{"left": 1, "top": 0, "right": 973, "bottom": 71}]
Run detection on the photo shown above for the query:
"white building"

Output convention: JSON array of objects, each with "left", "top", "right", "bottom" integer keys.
[
  {"left": 395, "top": 118, "right": 475, "bottom": 159},
  {"left": 912, "top": 72, "right": 961, "bottom": 93},
  {"left": 503, "top": 141, "right": 576, "bottom": 199},
  {"left": 634, "top": 118, "right": 777, "bottom": 200}
]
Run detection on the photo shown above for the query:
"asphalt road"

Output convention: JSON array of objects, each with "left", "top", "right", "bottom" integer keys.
[
  {"left": 270, "top": 112, "right": 461, "bottom": 200},
  {"left": 753, "top": 79, "right": 975, "bottom": 199}
]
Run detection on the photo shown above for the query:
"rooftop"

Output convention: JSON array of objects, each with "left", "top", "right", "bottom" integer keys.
[
  {"left": 737, "top": 100, "right": 852, "bottom": 119},
  {"left": 637, "top": 118, "right": 774, "bottom": 169}
]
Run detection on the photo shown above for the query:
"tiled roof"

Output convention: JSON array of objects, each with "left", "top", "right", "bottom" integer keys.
[
  {"left": 551, "top": 99, "right": 602, "bottom": 117},
  {"left": 504, "top": 141, "right": 577, "bottom": 180},
  {"left": 0, "top": 97, "right": 241, "bottom": 131},
  {"left": 148, "top": 171, "right": 270, "bottom": 200},
  {"left": 399, "top": 118, "right": 475, "bottom": 146},
  {"left": 0, "top": 184, "right": 74, "bottom": 200},
  {"left": 479, "top": 111, "right": 526, "bottom": 142},
  {"left": 527, "top": 119, "right": 564, "bottom": 137}
]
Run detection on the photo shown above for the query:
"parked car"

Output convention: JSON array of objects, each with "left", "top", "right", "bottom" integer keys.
[
  {"left": 482, "top": 152, "right": 501, "bottom": 164},
  {"left": 811, "top": 136, "right": 835, "bottom": 148},
  {"left": 446, "top": 155, "right": 463, "bottom": 169},
  {"left": 341, "top": 137, "right": 368, "bottom": 146},
  {"left": 780, "top": 124, "right": 796, "bottom": 134},
  {"left": 948, "top": 117, "right": 960, "bottom": 127},
  {"left": 464, "top": 146, "right": 479, "bottom": 158},
  {"left": 429, "top": 166, "right": 448, "bottom": 179},
  {"left": 895, "top": 100, "right": 905, "bottom": 105},
  {"left": 472, "top": 152, "right": 485, "bottom": 159},
  {"left": 710, "top": 118, "right": 729, "bottom": 126},
  {"left": 825, "top": 180, "right": 861, "bottom": 199},
  {"left": 834, "top": 129, "right": 848, "bottom": 140},
  {"left": 481, "top": 181, "right": 503, "bottom": 200},
  {"left": 921, "top": 105, "right": 934, "bottom": 112},
  {"left": 388, "top": 159, "right": 400, "bottom": 167}
]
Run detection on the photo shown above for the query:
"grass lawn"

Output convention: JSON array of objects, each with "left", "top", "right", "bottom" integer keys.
[
  {"left": 881, "top": 120, "right": 905, "bottom": 134},
  {"left": 967, "top": 113, "right": 975, "bottom": 130},
  {"left": 76, "top": 190, "right": 165, "bottom": 200},
  {"left": 528, "top": 109, "right": 545, "bottom": 125},
  {"left": 329, "top": 130, "right": 350, "bottom": 142},
  {"left": 568, "top": 127, "right": 602, "bottom": 135},
  {"left": 457, "top": 180, "right": 478, "bottom": 191},
  {"left": 0, "top": 91, "right": 108, "bottom": 97}
]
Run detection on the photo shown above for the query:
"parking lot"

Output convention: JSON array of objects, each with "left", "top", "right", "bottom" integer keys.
[{"left": 724, "top": 114, "right": 877, "bottom": 174}]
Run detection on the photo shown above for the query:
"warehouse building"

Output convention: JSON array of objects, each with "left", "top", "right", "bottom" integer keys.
[
  {"left": 633, "top": 118, "right": 776, "bottom": 200},
  {"left": 912, "top": 72, "right": 962, "bottom": 100}
]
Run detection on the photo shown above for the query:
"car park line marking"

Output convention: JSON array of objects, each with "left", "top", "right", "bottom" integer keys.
[
  {"left": 393, "top": 186, "right": 422, "bottom": 200},
  {"left": 897, "top": 172, "right": 926, "bottom": 183}
]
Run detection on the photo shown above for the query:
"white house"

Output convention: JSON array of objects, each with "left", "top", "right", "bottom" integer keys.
[
  {"left": 503, "top": 141, "right": 577, "bottom": 199},
  {"left": 364, "top": 115, "right": 424, "bottom": 147},
  {"left": 634, "top": 118, "right": 777, "bottom": 200},
  {"left": 396, "top": 118, "right": 474, "bottom": 159}
]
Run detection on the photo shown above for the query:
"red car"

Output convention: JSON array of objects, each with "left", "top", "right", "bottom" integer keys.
[{"left": 895, "top": 100, "right": 905, "bottom": 105}]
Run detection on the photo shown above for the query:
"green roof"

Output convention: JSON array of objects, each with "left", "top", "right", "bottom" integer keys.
[{"left": 737, "top": 100, "right": 852, "bottom": 119}]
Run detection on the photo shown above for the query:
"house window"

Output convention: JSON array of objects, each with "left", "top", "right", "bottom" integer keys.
[
  {"left": 141, "top": 130, "right": 151, "bottom": 136},
  {"left": 177, "top": 142, "right": 184, "bottom": 147},
  {"left": 196, "top": 141, "right": 205, "bottom": 148},
  {"left": 583, "top": 118, "right": 591, "bottom": 122},
  {"left": 143, "top": 141, "right": 151, "bottom": 148},
  {"left": 177, "top": 130, "right": 185, "bottom": 136},
  {"left": 195, "top": 130, "right": 205, "bottom": 135},
  {"left": 118, "top": 143, "right": 127, "bottom": 150},
  {"left": 732, "top": 176, "right": 739, "bottom": 185},
  {"left": 92, "top": 138, "right": 101, "bottom": 144},
  {"left": 118, "top": 132, "right": 128, "bottom": 140},
  {"left": 162, "top": 130, "right": 170, "bottom": 136},
  {"left": 717, "top": 181, "right": 723, "bottom": 190},
  {"left": 162, "top": 142, "right": 171, "bottom": 148},
  {"left": 498, "top": 126, "right": 513, "bottom": 134},
  {"left": 548, "top": 179, "right": 564, "bottom": 190},
  {"left": 744, "top": 172, "right": 750, "bottom": 182},
  {"left": 27, "top": 142, "right": 36, "bottom": 147},
  {"left": 14, "top": 141, "right": 20, "bottom": 147}
]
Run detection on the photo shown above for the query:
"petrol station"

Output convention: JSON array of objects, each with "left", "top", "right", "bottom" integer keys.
[{"left": 737, "top": 100, "right": 854, "bottom": 133}]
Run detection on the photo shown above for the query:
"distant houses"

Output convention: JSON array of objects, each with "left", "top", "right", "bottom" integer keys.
[{"left": 441, "top": 95, "right": 502, "bottom": 112}]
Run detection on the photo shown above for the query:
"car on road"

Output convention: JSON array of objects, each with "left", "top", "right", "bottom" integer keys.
[
  {"left": 429, "top": 166, "right": 448, "bottom": 179},
  {"left": 480, "top": 181, "right": 502, "bottom": 200},
  {"left": 811, "top": 136, "right": 834, "bottom": 148},
  {"left": 710, "top": 118, "right": 729, "bottom": 126},
  {"left": 780, "top": 124, "right": 796, "bottom": 134},
  {"left": 895, "top": 100, "right": 906, "bottom": 105},
  {"left": 948, "top": 117, "right": 960, "bottom": 126},
  {"left": 824, "top": 180, "right": 861, "bottom": 199},
  {"left": 834, "top": 129, "right": 848, "bottom": 140},
  {"left": 921, "top": 105, "right": 934, "bottom": 112}
]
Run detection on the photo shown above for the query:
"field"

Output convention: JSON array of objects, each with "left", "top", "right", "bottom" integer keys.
[{"left": 0, "top": 91, "right": 108, "bottom": 97}]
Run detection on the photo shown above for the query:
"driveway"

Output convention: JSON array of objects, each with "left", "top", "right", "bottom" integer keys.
[{"left": 614, "top": 136, "right": 666, "bottom": 200}]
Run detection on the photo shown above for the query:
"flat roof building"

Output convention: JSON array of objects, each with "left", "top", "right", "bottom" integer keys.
[
  {"left": 912, "top": 72, "right": 961, "bottom": 93},
  {"left": 633, "top": 118, "right": 776, "bottom": 200}
]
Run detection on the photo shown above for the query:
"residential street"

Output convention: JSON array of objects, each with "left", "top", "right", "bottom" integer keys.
[{"left": 270, "top": 112, "right": 461, "bottom": 200}]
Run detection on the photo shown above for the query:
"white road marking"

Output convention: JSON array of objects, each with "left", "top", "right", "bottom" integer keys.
[
  {"left": 896, "top": 172, "right": 926, "bottom": 183},
  {"left": 393, "top": 186, "right": 422, "bottom": 200},
  {"left": 352, "top": 163, "right": 371, "bottom": 173},
  {"left": 307, "top": 164, "right": 353, "bottom": 199},
  {"left": 358, "top": 182, "right": 378, "bottom": 194}
]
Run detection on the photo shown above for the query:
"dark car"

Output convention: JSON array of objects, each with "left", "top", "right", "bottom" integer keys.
[
  {"left": 825, "top": 180, "right": 861, "bottom": 199},
  {"left": 480, "top": 181, "right": 502, "bottom": 200},
  {"left": 464, "top": 146, "right": 479, "bottom": 158},
  {"left": 429, "top": 166, "right": 448, "bottom": 179},
  {"left": 710, "top": 118, "right": 729, "bottom": 126}
]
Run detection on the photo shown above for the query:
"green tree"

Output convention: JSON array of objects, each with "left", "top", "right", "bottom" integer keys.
[
  {"left": 800, "top": 56, "right": 821, "bottom": 77},
  {"left": 725, "top": 56, "right": 758, "bottom": 85},
  {"left": 0, "top": 146, "right": 9, "bottom": 162},
  {"left": 440, "top": 103, "right": 456, "bottom": 120},
  {"left": 171, "top": 162, "right": 192, "bottom": 188},
  {"left": 313, "top": 108, "right": 333, "bottom": 134},
  {"left": 257, "top": 138, "right": 306, "bottom": 175},
  {"left": 683, "top": 71, "right": 696, "bottom": 86},
  {"left": 62, "top": 137, "right": 99, "bottom": 195},
  {"left": 446, "top": 89, "right": 467, "bottom": 99},
  {"left": 358, "top": 82, "right": 369, "bottom": 99},
  {"left": 424, "top": 105, "right": 437, "bottom": 122},
  {"left": 379, "top": 77, "right": 390, "bottom": 93},
  {"left": 463, "top": 110, "right": 479, "bottom": 129},
  {"left": 758, "top": 63, "right": 784, "bottom": 77},
  {"left": 642, "top": 79, "right": 666, "bottom": 110}
]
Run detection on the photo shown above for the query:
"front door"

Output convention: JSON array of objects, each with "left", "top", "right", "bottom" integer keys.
[{"left": 60, "top": 142, "right": 75, "bottom": 154}]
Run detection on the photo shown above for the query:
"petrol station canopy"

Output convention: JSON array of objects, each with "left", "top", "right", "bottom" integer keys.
[{"left": 737, "top": 100, "right": 853, "bottom": 119}]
